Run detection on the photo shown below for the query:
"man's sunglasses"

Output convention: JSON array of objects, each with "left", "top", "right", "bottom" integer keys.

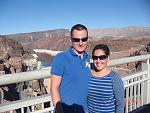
[
  {"left": 92, "top": 55, "right": 108, "bottom": 60},
  {"left": 71, "top": 37, "right": 88, "bottom": 42}
]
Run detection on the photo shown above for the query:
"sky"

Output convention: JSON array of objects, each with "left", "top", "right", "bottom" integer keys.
[{"left": 0, "top": 0, "right": 150, "bottom": 35}]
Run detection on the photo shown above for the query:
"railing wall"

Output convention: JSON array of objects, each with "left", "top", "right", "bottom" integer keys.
[{"left": 0, "top": 54, "right": 150, "bottom": 113}]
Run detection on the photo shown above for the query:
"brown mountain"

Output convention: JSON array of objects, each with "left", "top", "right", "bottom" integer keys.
[
  {"left": 5, "top": 26, "right": 150, "bottom": 50},
  {"left": 7, "top": 29, "right": 69, "bottom": 46},
  {"left": 0, "top": 35, "right": 24, "bottom": 59},
  {"left": 89, "top": 26, "right": 150, "bottom": 39},
  {"left": 2, "top": 26, "right": 150, "bottom": 64}
]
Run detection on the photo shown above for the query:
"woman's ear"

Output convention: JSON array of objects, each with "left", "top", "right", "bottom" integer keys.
[
  {"left": 108, "top": 51, "right": 112, "bottom": 60},
  {"left": 110, "top": 51, "right": 112, "bottom": 56},
  {"left": 107, "top": 56, "right": 110, "bottom": 61}
]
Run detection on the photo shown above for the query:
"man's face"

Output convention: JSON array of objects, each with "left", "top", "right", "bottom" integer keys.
[{"left": 71, "top": 29, "right": 88, "bottom": 54}]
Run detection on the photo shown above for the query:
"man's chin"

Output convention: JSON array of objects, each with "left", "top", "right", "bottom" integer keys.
[
  {"left": 77, "top": 51, "right": 84, "bottom": 54},
  {"left": 77, "top": 49, "right": 85, "bottom": 54},
  {"left": 77, "top": 48, "right": 86, "bottom": 52}
]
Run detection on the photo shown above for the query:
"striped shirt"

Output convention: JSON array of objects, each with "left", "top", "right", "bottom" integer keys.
[{"left": 87, "top": 74, "right": 115, "bottom": 113}]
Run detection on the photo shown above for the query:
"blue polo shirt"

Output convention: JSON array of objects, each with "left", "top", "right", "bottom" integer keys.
[{"left": 51, "top": 47, "right": 91, "bottom": 112}]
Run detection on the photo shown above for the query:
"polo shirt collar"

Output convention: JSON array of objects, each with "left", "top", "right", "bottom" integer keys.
[{"left": 67, "top": 47, "right": 88, "bottom": 59}]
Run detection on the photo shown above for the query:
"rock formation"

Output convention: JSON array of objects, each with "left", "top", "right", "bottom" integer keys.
[
  {"left": 0, "top": 35, "right": 40, "bottom": 104},
  {"left": 0, "top": 35, "right": 38, "bottom": 73}
]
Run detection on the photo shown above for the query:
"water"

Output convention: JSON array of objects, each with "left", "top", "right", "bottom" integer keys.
[{"left": 42, "top": 62, "right": 51, "bottom": 67}]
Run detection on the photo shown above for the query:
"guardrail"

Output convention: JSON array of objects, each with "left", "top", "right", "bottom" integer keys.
[{"left": 0, "top": 54, "right": 150, "bottom": 113}]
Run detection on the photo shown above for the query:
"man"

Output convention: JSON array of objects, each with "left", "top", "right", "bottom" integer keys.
[{"left": 50, "top": 24, "right": 91, "bottom": 113}]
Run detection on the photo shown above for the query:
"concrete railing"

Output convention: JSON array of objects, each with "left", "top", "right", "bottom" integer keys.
[
  {"left": 33, "top": 49, "right": 63, "bottom": 56},
  {"left": 0, "top": 54, "right": 150, "bottom": 113}
]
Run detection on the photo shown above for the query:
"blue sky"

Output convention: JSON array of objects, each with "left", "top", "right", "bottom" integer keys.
[{"left": 0, "top": 0, "right": 150, "bottom": 35}]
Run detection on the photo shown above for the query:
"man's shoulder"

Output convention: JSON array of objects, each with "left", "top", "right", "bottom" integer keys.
[
  {"left": 53, "top": 50, "right": 69, "bottom": 63},
  {"left": 55, "top": 51, "right": 65, "bottom": 57}
]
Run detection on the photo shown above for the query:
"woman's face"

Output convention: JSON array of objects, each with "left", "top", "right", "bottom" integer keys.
[{"left": 93, "top": 49, "right": 109, "bottom": 71}]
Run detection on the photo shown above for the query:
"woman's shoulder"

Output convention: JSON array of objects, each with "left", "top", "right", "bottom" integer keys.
[
  {"left": 110, "top": 70, "right": 120, "bottom": 75},
  {"left": 109, "top": 70, "right": 122, "bottom": 80}
]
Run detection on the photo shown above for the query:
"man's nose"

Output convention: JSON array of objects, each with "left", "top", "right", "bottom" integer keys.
[{"left": 79, "top": 40, "right": 83, "bottom": 45}]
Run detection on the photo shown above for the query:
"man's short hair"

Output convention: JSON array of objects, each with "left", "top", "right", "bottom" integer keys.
[{"left": 70, "top": 24, "right": 88, "bottom": 37}]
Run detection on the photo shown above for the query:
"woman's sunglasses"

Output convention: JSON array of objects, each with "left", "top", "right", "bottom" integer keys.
[
  {"left": 71, "top": 37, "right": 88, "bottom": 42},
  {"left": 92, "top": 55, "right": 108, "bottom": 60}
]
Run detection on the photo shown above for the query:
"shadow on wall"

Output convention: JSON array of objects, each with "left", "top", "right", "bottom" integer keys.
[
  {"left": 129, "top": 103, "right": 150, "bottom": 113},
  {"left": 55, "top": 101, "right": 85, "bottom": 113}
]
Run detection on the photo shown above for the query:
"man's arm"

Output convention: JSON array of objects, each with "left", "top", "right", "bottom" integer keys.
[{"left": 50, "top": 74, "right": 64, "bottom": 113}]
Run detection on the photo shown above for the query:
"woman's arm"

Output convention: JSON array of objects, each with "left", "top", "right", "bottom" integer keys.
[{"left": 111, "top": 72, "right": 125, "bottom": 113}]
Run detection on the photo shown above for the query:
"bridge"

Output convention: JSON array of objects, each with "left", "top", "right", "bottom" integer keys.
[
  {"left": 0, "top": 54, "right": 150, "bottom": 113},
  {"left": 33, "top": 49, "right": 63, "bottom": 56}
]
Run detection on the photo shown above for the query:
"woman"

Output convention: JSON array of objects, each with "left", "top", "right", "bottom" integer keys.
[{"left": 87, "top": 44, "right": 124, "bottom": 113}]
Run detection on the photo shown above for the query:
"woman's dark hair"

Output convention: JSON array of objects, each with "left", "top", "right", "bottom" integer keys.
[
  {"left": 92, "top": 44, "right": 110, "bottom": 58},
  {"left": 70, "top": 24, "right": 88, "bottom": 37}
]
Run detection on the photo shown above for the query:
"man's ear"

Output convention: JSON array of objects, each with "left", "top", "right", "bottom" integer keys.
[{"left": 69, "top": 38, "right": 72, "bottom": 45}]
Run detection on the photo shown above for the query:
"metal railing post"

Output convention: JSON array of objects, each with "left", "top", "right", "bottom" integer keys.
[{"left": 146, "top": 59, "right": 150, "bottom": 103}]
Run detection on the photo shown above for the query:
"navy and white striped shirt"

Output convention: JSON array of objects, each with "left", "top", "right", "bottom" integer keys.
[{"left": 87, "top": 74, "right": 115, "bottom": 113}]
